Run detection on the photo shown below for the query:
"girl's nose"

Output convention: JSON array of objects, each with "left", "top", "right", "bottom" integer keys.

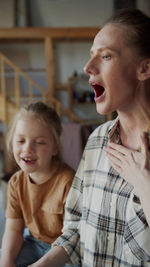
[
  {"left": 24, "top": 141, "right": 34, "bottom": 152},
  {"left": 84, "top": 57, "right": 99, "bottom": 75}
]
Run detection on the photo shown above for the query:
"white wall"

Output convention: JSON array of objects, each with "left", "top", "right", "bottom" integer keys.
[
  {"left": 0, "top": 0, "right": 14, "bottom": 27},
  {"left": 29, "top": 0, "right": 150, "bottom": 27},
  {"left": 29, "top": 0, "right": 113, "bottom": 27}
]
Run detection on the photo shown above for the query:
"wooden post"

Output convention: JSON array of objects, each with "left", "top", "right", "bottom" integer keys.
[
  {"left": 1, "top": 57, "right": 7, "bottom": 134},
  {"left": 14, "top": 72, "right": 20, "bottom": 108},
  {"left": 44, "top": 37, "right": 55, "bottom": 98},
  {"left": 0, "top": 56, "right": 10, "bottom": 173},
  {"left": 29, "top": 81, "right": 33, "bottom": 104}
]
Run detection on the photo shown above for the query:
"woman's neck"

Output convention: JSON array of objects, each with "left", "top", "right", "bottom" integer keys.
[
  {"left": 118, "top": 106, "right": 150, "bottom": 150},
  {"left": 117, "top": 80, "right": 150, "bottom": 149}
]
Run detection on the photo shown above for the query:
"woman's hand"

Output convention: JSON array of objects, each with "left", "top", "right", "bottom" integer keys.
[
  {"left": 106, "top": 132, "right": 150, "bottom": 226},
  {"left": 105, "top": 132, "right": 150, "bottom": 188}
]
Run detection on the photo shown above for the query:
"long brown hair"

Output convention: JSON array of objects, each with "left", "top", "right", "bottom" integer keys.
[{"left": 105, "top": 8, "right": 150, "bottom": 58}]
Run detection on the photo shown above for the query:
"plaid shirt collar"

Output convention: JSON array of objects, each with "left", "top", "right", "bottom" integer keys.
[
  {"left": 108, "top": 117, "right": 150, "bottom": 149},
  {"left": 108, "top": 117, "right": 120, "bottom": 144}
]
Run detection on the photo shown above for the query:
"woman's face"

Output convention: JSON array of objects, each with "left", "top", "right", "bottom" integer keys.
[{"left": 84, "top": 24, "right": 141, "bottom": 115}]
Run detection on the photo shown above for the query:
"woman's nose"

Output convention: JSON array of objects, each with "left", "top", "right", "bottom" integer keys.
[{"left": 84, "top": 57, "right": 99, "bottom": 75}]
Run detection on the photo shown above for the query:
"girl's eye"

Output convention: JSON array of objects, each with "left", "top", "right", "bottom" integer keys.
[
  {"left": 17, "top": 140, "right": 24, "bottom": 143},
  {"left": 36, "top": 141, "right": 46, "bottom": 145}
]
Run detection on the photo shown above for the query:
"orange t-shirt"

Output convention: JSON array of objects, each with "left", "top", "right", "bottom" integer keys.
[{"left": 6, "top": 162, "right": 75, "bottom": 244}]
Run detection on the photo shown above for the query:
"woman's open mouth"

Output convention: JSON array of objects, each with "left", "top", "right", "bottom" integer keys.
[{"left": 90, "top": 82, "right": 105, "bottom": 102}]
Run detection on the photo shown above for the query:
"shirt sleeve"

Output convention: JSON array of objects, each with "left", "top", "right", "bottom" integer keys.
[
  {"left": 6, "top": 173, "right": 23, "bottom": 219},
  {"left": 125, "top": 188, "right": 150, "bottom": 262},
  {"left": 53, "top": 153, "right": 85, "bottom": 266}
]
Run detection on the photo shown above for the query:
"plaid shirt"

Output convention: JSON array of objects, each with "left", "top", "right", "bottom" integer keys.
[{"left": 54, "top": 119, "right": 150, "bottom": 267}]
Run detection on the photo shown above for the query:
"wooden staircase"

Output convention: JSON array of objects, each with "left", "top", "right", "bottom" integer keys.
[{"left": 0, "top": 52, "right": 83, "bottom": 131}]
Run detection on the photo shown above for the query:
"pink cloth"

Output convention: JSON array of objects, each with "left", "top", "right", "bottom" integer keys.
[{"left": 61, "top": 123, "right": 95, "bottom": 171}]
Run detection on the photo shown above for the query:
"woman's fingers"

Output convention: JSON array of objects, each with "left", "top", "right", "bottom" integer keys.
[
  {"left": 105, "top": 143, "right": 129, "bottom": 163},
  {"left": 106, "top": 132, "right": 150, "bottom": 172},
  {"left": 107, "top": 142, "right": 130, "bottom": 156},
  {"left": 105, "top": 145, "right": 127, "bottom": 175}
]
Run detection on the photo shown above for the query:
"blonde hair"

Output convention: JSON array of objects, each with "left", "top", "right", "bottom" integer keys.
[{"left": 7, "top": 102, "right": 62, "bottom": 162}]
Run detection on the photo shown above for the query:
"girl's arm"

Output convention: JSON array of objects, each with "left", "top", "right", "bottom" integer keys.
[
  {"left": 0, "top": 217, "right": 25, "bottom": 267},
  {"left": 27, "top": 246, "right": 69, "bottom": 267}
]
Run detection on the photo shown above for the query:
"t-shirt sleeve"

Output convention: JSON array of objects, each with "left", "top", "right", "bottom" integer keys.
[
  {"left": 6, "top": 173, "right": 23, "bottom": 219},
  {"left": 62, "top": 168, "right": 75, "bottom": 206}
]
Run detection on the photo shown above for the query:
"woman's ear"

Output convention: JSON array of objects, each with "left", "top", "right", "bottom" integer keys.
[{"left": 137, "top": 58, "right": 150, "bottom": 81}]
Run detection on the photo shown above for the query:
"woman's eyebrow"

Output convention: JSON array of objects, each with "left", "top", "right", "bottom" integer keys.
[{"left": 90, "top": 46, "right": 120, "bottom": 56}]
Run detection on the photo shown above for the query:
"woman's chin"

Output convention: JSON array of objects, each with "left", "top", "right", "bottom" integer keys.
[{"left": 96, "top": 104, "right": 109, "bottom": 116}]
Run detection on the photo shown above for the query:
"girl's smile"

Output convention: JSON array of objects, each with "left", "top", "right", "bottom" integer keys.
[{"left": 21, "top": 156, "right": 37, "bottom": 165}]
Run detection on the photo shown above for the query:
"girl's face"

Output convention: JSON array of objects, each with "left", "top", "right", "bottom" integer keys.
[
  {"left": 12, "top": 115, "right": 58, "bottom": 183},
  {"left": 84, "top": 24, "right": 141, "bottom": 115}
]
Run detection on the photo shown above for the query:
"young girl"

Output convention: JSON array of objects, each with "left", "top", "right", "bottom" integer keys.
[{"left": 0, "top": 102, "right": 75, "bottom": 267}]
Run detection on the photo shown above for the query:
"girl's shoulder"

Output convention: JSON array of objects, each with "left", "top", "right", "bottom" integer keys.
[
  {"left": 56, "top": 162, "right": 75, "bottom": 184},
  {"left": 8, "top": 169, "right": 27, "bottom": 186},
  {"left": 59, "top": 162, "right": 75, "bottom": 176}
]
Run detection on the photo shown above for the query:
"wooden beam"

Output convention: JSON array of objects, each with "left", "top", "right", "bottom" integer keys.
[
  {"left": 0, "top": 27, "right": 100, "bottom": 41},
  {"left": 45, "top": 37, "right": 55, "bottom": 96}
]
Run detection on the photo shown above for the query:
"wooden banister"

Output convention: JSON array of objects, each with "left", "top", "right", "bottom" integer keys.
[{"left": 0, "top": 52, "right": 83, "bottom": 128}]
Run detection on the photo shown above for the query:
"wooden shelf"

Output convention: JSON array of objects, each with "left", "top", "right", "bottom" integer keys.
[{"left": 0, "top": 27, "right": 99, "bottom": 41}]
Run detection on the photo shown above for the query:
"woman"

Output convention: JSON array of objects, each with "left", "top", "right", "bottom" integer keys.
[{"left": 28, "top": 8, "right": 150, "bottom": 267}]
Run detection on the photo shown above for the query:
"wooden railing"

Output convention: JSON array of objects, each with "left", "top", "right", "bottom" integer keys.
[{"left": 0, "top": 52, "right": 83, "bottom": 134}]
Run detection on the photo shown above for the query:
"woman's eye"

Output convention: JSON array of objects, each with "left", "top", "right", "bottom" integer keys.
[
  {"left": 102, "top": 55, "right": 111, "bottom": 60},
  {"left": 17, "top": 140, "right": 24, "bottom": 143}
]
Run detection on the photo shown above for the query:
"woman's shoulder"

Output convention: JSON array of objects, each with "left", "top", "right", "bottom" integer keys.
[{"left": 89, "top": 118, "right": 117, "bottom": 139}]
